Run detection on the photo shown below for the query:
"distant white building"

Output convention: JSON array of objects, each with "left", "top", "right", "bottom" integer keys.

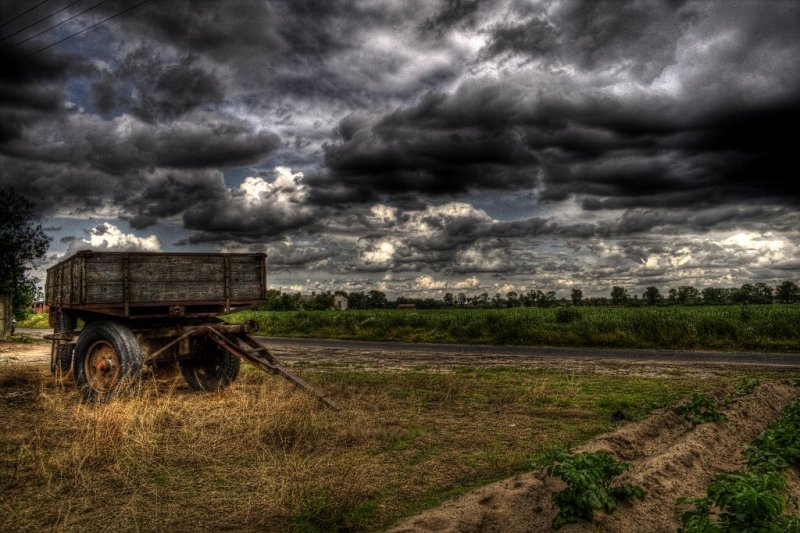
[{"left": 333, "top": 294, "right": 348, "bottom": 310}]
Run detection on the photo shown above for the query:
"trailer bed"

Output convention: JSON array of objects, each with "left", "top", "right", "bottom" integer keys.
[{"left": 45, "top": 251, "right": 267, "bottom": 319}]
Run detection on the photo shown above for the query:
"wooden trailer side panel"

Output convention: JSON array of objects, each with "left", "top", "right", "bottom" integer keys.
[
  {"left": 45, "top": 254, "right": 83, "bottom": 307},
  {"left": 46, "top": 252, "right": 266, "bottom": 318}
]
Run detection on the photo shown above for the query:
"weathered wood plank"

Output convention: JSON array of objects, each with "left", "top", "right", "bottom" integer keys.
[
  {"left": 84, "top": 262, "right": 123, "bottom": 282},
  {"left": 129, "top": 282, "right": 226, "bottom": 302},
  {"left": 47, "top": 252, "right": 266, "bottom": 312},
  {"left": 85, "top": 283, "right": 124, "bottom": 304},
  {"left": 230, "top": 282, "right": 263, "bottom": 299}
]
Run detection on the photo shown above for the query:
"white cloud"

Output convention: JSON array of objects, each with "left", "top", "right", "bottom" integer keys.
[
  {"left": 359, "top": 240, "right": 396, "bottom": 267},
  {"left": 415, "top": 275, "right": 447, "bottom": 290},
  {"left": 454, "top": 276, "right": 481, "bottom": 289},
  {"left": 68, "top": 223, "right": 161, "bottom": 254},
  {"left": 239, "top": 166, "right": 311, "bottom": 215}
]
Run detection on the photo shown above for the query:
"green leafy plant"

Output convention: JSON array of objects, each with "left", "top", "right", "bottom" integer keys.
[
  {"left": 745, "top": 399, "right": 800, "bottom": 472},
  {"left": 734, "top": 377, "right": 760, "bottom": 397},
  {"left": 547, "top": 451, "right": 645, "bottom": 529},
  {"left": 674, "top": 393, "right": 728, "bottom": 425},
  {"left": 678, "top": 470, "right": 800, "bottom": 532}
]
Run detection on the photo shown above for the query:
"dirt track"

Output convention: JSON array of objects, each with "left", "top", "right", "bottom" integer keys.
[{"left": 5, "top": 328, "right": 800, "bottom": 378}]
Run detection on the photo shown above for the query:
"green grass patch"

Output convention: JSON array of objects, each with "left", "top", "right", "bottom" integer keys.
[
  {"left": 15, "top": 313, "right": 49, "bottom": 328},
  {"left": 225, "top": 305, "right": 800, "bottom": 352}
]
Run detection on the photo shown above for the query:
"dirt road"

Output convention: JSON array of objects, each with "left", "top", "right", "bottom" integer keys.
[
  {"left": 258, "top": 335, "right": 800, "bottom": 366},
  {"left": 8, "top": 328, "right": 799, "bottom": 375}
]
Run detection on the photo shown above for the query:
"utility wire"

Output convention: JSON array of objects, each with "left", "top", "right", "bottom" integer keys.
[
  {"left": 0, "top": 0, "right": 82, "bottom": 43},
  {"left": 5, "top": 0, "right": 151, "bottom": 64},
  {"left": 0, "top": 0, "right": 51, "bottom": 29},
  {"left": 1, "top": 0, "right": 112, "bottom": 52}
]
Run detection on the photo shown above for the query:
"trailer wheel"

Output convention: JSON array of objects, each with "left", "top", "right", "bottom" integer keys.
[
  {"left": 180, "top": 339, "right": 240, "bottom": 392},
  {"left": 74, "top": 322, "right": 142, "bottom": 401},
  {"left": 55, "top": 343, "right": 74, "bottom": 372}
]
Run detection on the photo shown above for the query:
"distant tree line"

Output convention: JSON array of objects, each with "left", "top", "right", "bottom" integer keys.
[{"left": 261, "top": 281, "right": 800, "bottom": 311}]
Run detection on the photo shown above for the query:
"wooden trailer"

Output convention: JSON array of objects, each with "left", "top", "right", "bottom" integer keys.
[{"left": 45, "top": 251, "right": 336, "bottom": 408}]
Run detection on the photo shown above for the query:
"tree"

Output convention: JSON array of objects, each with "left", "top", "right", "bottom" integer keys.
[
  {"left": 642, "top": 286, "right": 662, "bottom": 305},
  {"left": 701, "top": 287, "right": 727, "bottom": 305},
  {"left": 443, "top": 292, "right": 454, "bottom": 307},
  {"left": 775, "top": 281, "right": 800, "bottom": 303},
  {"left": 753, "top": 282, "right": 773, "bottom": 304},
  {"left": 366, "top": 290, "right": 388, "bottom": 308},
  {"left": 0, "top": 190, "right": 51, "bottom": 320},
  {"left": 506, "top": 291, "right": 518, "bottom": 307},
  {"left": 570, "top": 288, "right": 583, "bottom": 306},
  {"left": 610, "top": 286, "right": 628, "bottom": 305},
  {"left": 734, "top": 283, "right": 772, "bottom": 304},
  {"left": 676, "top": 286, "right": 701, "bottom": 305},
  {"left": 490, "top": 293, "right": 502, "bottom": 308}
]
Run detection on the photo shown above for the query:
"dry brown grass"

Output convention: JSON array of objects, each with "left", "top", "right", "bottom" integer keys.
[{"left": 0, "top": 362, "right": 750, "bottom": 532}]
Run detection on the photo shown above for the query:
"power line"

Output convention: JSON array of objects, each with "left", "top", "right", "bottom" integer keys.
[
  {"left": 1, "top": 0, "right": 82, "bottom": 43},
  {"left": 0, "top": 0, "right": 51, "bottom": 29},
  {"left": 1, "top": 0, "right": 112, "bottom": 52},
  {"left": 5, "top": 0, "right": 152, "bottom": 64}
]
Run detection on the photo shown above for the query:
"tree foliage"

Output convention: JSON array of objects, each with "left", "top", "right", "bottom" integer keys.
[
  {"left": 642, "top": 286, "right": 662, "bottom": 305},
  {"left": 610, "top": 286, "right": 629, "bottom": 305},
  {"left": 775, "top": 281, "right": 800, "bottom": 304},
  {"left": 0, "top": 189, "right": 51, "bottom": 320}
]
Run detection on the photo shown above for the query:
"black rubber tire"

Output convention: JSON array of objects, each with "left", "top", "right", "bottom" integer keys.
[
  {"left": 180, "top": 338, "right": 240, "bottom": 392},
  {"left": 74, "top": 321, "right": 142, "bottom": 401},
  {"left": 56, "top": 343, "right": 74, "bottom": 372}
]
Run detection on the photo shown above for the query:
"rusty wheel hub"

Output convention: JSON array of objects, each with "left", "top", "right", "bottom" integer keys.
[{"left": 84, "top": 340, "right": 120, "bottom": 392}]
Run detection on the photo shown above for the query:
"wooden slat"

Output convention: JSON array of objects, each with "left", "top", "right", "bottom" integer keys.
[
  {"left": 129, "top": 282, "right": 226, "bottom": 303},
  {"left": 85, "top": 282, "right": 124, "bottom": 304},
  {"left": 231, "top": 282, "right": 264, "bottom": 300},
  {"left": 47, "top": 252, "right": 267, "bottom": 312}
]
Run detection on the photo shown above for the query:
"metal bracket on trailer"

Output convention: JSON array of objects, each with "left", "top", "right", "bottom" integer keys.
[{"left": 197, "top": 324, "right": 339, "bottom": 410}]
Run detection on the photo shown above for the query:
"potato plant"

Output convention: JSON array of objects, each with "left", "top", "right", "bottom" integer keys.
[
  {"left": 674, "top": 393, "right": 727, "bottom": 426},
  {"left": 679, "top": 397, "right": 800, "bottom": 532},
  {"left": 678, "top": 471, "right": 800, "bottom": 532},
  {"left": 547, "top": 451, "right": 645, "bottom": 529},
  {"left": 745, "top": 399, "right": 800, "bottom": 472}
]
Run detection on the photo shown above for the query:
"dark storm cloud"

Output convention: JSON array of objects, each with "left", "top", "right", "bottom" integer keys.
[
  {"left": 88, "top": 47, "right": 225, "bottom": 122},
  {"left": 0, "top": 2, "right": 283, "bottom": 226},
  {"left": 315, "top": 86, "right": 542, "bottom": 201},
  {"left": 119, "top": 0, "right": 283, "bottom": 64},
  {"left": 3, "top": 112, "right": 279, "bottom": 171},
  {"left": 123, "top": 170, "right": 228, "bottom": 229},
  {"left": 421, "top": 0, "right": 488, "bottom": 35},
  {"left": 0, "top": 46, "right": 87, "bottom": 143},
  {"left": 320, "top": 78, "right": 800, "bottom": 211},
  {"left": 312, "top": 0, "right": 800, "bottom": 212},
  {"left": 132, "top": 60, "right": 225, "bottom": 122},
  {"left": 483, "top": 0, "right": 695, "bottom": 80}
]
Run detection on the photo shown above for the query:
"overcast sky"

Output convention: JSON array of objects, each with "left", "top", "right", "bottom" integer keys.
[{"left": 1, "top": 0, "right": 798, "bottom": 297}]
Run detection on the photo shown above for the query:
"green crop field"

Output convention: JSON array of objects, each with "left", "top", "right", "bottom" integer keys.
[{"left": 225, "top": 305, "right": 800, "bottom": 352}]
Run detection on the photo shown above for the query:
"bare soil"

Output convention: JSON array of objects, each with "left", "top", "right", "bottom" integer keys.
[
  {"left": 0, "top": 340, "right": 49, "bottom": 366},
  {"left": 390, "top": 380, "right": 800, "bottom": 533}
]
